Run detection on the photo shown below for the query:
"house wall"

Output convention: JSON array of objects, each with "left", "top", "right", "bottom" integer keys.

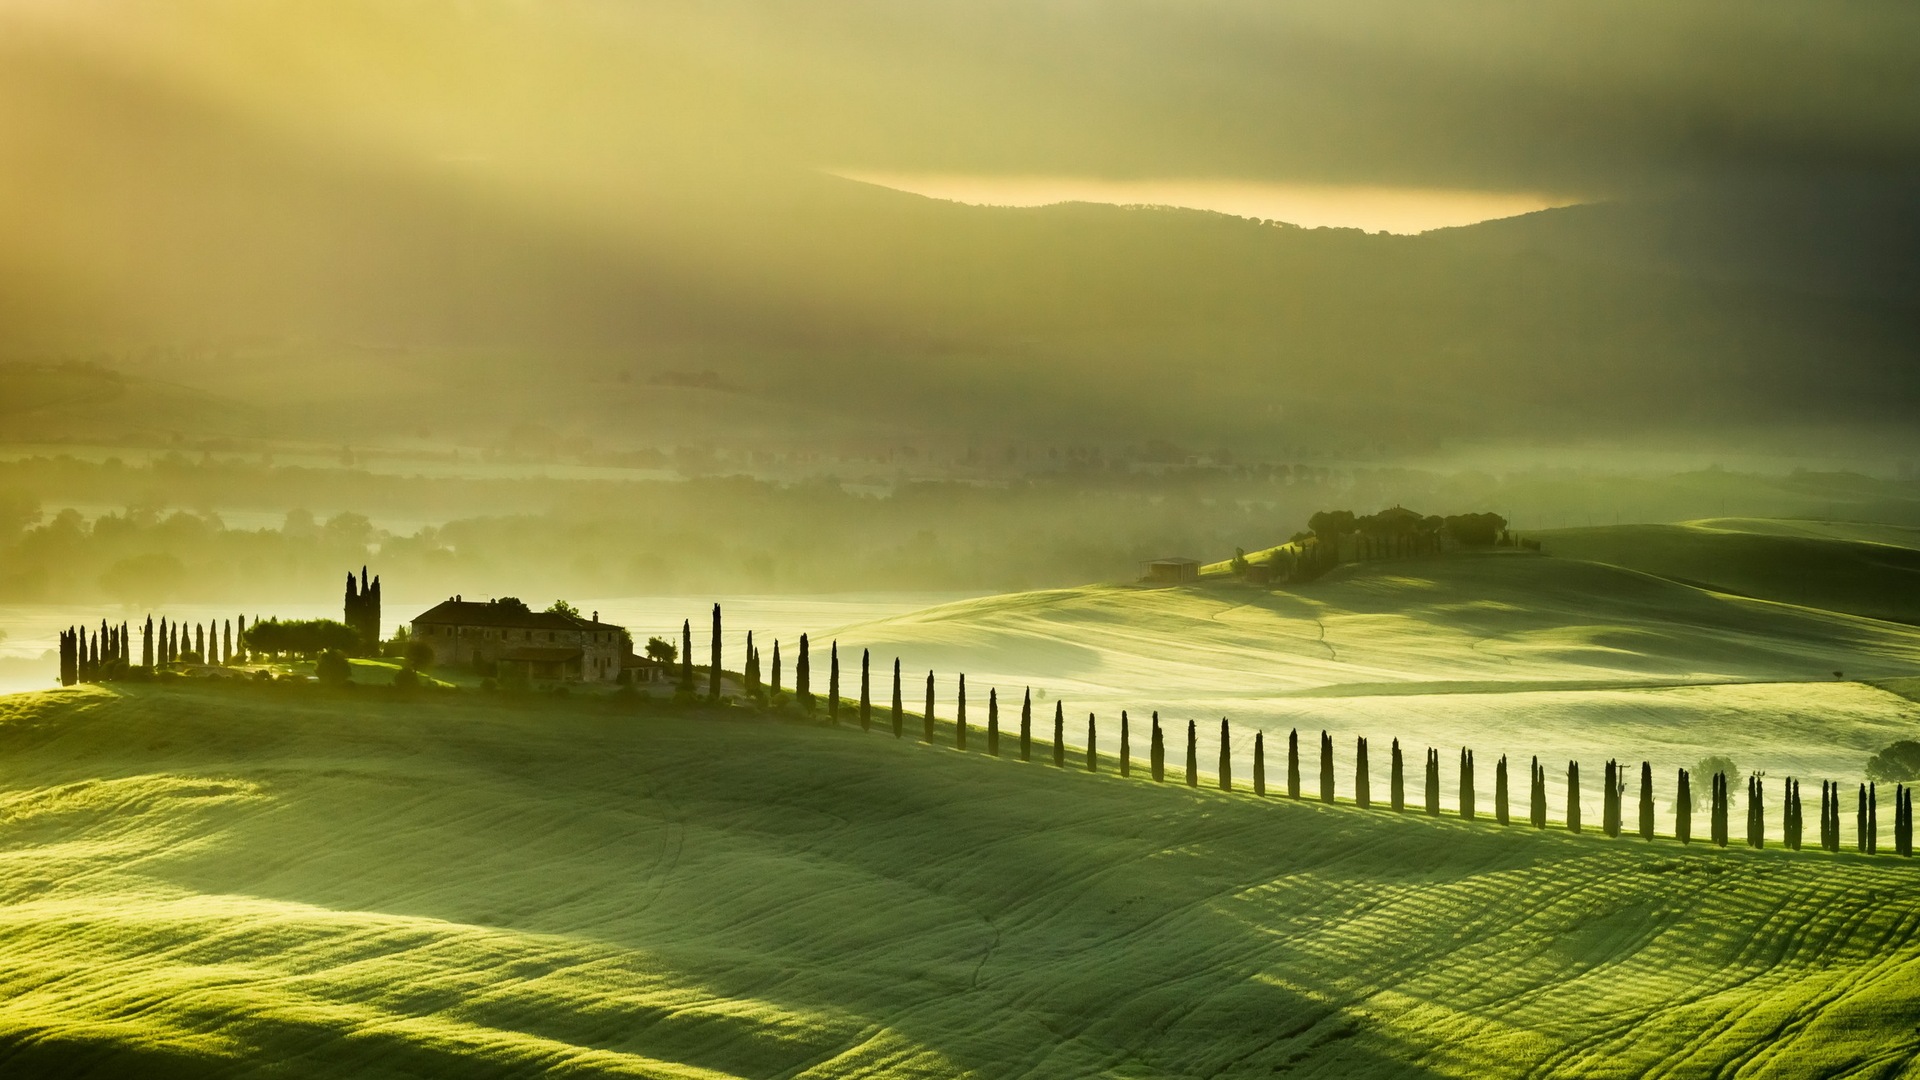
[{"left": 411, "top": 622, "right": 627, "bottom": 681}]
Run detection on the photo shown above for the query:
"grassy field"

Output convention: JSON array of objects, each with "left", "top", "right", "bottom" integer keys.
[
  {"left": 2, "top": 684, "right": 1920, "bottom": 1078},
  {"left": 830, "top": 542, "right": 1920, "bottom": 836}
]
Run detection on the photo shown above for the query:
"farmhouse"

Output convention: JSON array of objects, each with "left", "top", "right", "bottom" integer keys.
[
  {"left": 410, "top": 597, "right": 628, "bottom": 682},
  {"left": 1143, "top": 557, "right": 1202, "bottom": 585}
]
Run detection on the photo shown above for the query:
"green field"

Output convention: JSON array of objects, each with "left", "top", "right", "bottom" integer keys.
[
  {"left": 2, "top": 684, "right": 1920, "bottom": 1078},
  {"left": 831, "top": 534, "right": 1920, "bottom": 838}
]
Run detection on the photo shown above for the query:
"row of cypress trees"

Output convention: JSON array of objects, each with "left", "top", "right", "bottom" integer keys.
[
  {"left": 59, "top": 614, "right": 253, "bottom": 685},
  {"left": 699, "top": 617, "right": 1909, "bottom": 857}
]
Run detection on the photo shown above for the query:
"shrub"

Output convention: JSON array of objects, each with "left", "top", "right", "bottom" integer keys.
[
  {"left": 1866, "top": 740, "right": 1920, "bottom": 783},
  {"left": 315, "top": 650, "right": 351, "bottom": 685}
]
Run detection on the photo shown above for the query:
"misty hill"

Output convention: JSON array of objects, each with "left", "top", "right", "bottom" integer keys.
[
  {"left": 4, "top": 685, "right": 1920, "bottom": 1077},
  {"left": 4, "top": 5, "right": 1919, "bottom": 455}
]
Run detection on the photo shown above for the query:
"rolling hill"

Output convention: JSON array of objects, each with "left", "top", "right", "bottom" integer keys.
[{"left": 2, "top": 685, "right": 1920, "bottom": 1078}]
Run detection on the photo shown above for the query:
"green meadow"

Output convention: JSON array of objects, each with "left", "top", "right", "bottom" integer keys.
[{"left": 3, "top": 683, "right": 1920, "bottom": 1078}]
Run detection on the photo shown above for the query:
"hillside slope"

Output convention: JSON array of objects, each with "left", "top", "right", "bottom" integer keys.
[
  {"left": 1538, "top": 518, "right": 1920, "bottom": 625},
  {"left": 2, "top": 686, "right": 1920, "bottom": 1078}
]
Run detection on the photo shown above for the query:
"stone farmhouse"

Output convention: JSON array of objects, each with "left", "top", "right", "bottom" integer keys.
[{"left": 410, "top": 597, "right": 628, "bottom": 683}]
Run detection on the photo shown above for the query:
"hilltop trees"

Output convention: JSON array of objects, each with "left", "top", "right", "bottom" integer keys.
[
  {"left": 242, "top": 618, "right": 358, "bottom": 658},
  {"left": 1866, "top": 741, "right": 1920, "bottom": 783}
]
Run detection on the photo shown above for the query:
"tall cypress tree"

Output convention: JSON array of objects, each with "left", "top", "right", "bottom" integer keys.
[
  {"left": 1184, "top": 719, "right": 1198, "bottom": 787},
  {"left": 1787, "top": 778, "right": 1802, "bottom": 851},
  {"left": 1217, "top": 719, "right": 1232, "bottom": 791},
  {"left": 1287, "top": 729, "right": 1300, "bottom": 798},
  {"left": 158, "top": 617, "right": 168, "bottom": 666},
  {"left": 1639, "top": 761, "right": 1655, "bottom": 841},
  {"left": 923, "top": 671, "right": 935, "bottom": 742},
  {"left": 955, "top": 675, "right": 968, "bottom": 750},
  {"left": 1460, "top": 749, "right": 1476, "bottom": 821},
  {"left": 860, "top": 649, "right": 871, "bottom": 731},
  {"left": 1495, "top": 755, "right": 1509, "bottom": 826},
  {"left": 236, "top": 614, "right": 247, "bottom": 664},
  {"left": 1818, "top": 780, "right": 1830, "bottom": 850},
  {"left": 1087, "top": 714, "right": 1098, "bottom": 772},
  {"left": 1425, "top": 748, "right": 1440, "bottom": 816},
  {"left": 772, "top": 640, "right": 782, "bottom": 695},
  {"left": 195, "top": 622, "right": 204, "bottom": 662},
  {"left": 1676, "top": 769, "right": 1692, "bottom": 844},
  {"left": 797, "top": 635, "right": 813, "bottom": 711},
  {"left": 745, "top": 631, "right": 758, "bottom": 696},
  {"left": 1857, "top": 783, "right": 1868, "bottom": 853},
  {"left": 680, "top": 620, "right": 693, "bottom": 691},
  {"left": 1051, "top": 703, "right": 1065, "bottom": 766},
  {"left": 1152, "top": 713, "right": 1165, "bottom": 782},
  {"left": 1602, "top": 760, "right": 1617, "bottom": 838},
  {"left": 1120, "top": 711, "right": 1131, "bottom": 778},
  {"left": 1319, "top": 731, "right": 1335, "bottom": 804},
  {"left": 1355, "top": 736, "right": 1370, "bottom": 809},
  {"left": 1868, "top": 782, "right": 1879, "bottom": 855},
  {"left": 710, "top": 605, "right": 722, "bottom": 702},
  {"left": 987, "top": 689, "right": 1000, "bottom": 756},
  {"left": 1391, "top": 739, "right": 1405, "bottom": 812},
  {"left": 891, "top": 658, "right": 903, "bottom": 738},
  {"left": 1899, "top": 786, "right": 1913, "bottom": 858},
  {"left": 1750, "top": 775, "right": 1765, "bottom": 849},
  {"left": 142, "top": 616, "right": 153, "bottom": 670},
  {"left": 1567, "top": 761, "right": 1582, "bottom": 834},
  {"left": 1711, "top": 772, "right": 1728, "bottom": 848},
  {"left": 1532, "top": 757, "right": 1547, "bottom": 830},
  {"left": 1252, "top": 730, "right": 1264, "bottom": 796},
  {"left": 1021, "top": 690, "right": 1033, "bottom": 762},
  {"left": 829, "top": 641, "right": 841, "bottom": 719}
]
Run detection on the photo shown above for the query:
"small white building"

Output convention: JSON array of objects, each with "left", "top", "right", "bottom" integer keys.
[{"left": 410, "top": 598, "right": 627, "bottom": 682}]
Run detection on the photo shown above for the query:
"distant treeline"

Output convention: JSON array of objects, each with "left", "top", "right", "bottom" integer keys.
[{"left": 5, "top": 454, "right": 1920, "bottom": 602}]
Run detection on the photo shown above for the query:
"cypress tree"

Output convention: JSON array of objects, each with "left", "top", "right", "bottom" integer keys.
[
  {"left": 772, "top": 640, "right": 782, "bottom": 695},
  {"left": 1495, "top": 754, "right": 1509, "bottom": 826},
  {"left": 745, "top": 631, "right": 758, "bottom": 696},
  {"left": 158, "top": 617, "right": 168, "bottom": 666},
  {"left": 1460, "top": 748, "right": 1475, "bottom": 821},
  {"left": 1120, "top": 711, "right": 1132, "bottom": 778},
  {"left": 142, "top": 616, "right": 153, "bottom": 670},
  {"left": 1425, "top": 748, "right": 1440, "bottom": 816},
  {"left": 923, "top": 671, "right": 935, "bottom": 742},
  {"left": 860, "top": 649, "right": 871, "bottom": 731},
  {"left": 829, "top": 641, "right": 841, "bottom": 719},
  {"left": 1819, "top": 780, "right": 1830, "bottom": 850},
  {"left": 1900, "top": 786, "right": 1913, "bottom": 858},
  {"left": 1567, "top": 761, "right": 1582, "bottom": 834},
  {"left": 1787, "top": 778, "right": 1802, "bottom": 851},
  {"left": 1602, "top": 760, "right": 1618, "bottom": 838},
  {"left": 236, "top": 614, "right": 246, "bottom": 664},
  {"left": 1639, "top": 761, "right": 1655, "bottom": 841},
  {"left": 1052, "top": 691, "right": 1067, "bottom": 760},
  {"left": 1021, "top": 690, "right": 1033, "bottom": 762},
  {"left": 680, "top": 620, "right": 693, "bottom": 691},
  {"left": 1151, "top": 713, "right": 1165, "bottom": 782},
  {"left": 891, "top": 658, "right": 903, "bottom": 738},
  {"left": 797, "top": 634, "right": 813, "bottom": 711},
  {"left": 960, "top": 668, "right": 975, "bottom": 745},
  {"left": 1287, "top": 728, "right": 1300, "bottom": 798},
  {"left": 1532, "top": 758, "right": 1547, "bottom": 830},
  {"left": 1217, "top": 719, "right": 1231, "bottom": 791},
  {"left": 1831, "top": 780, "right": 1842, "bottom": 852},
  {"left": 1087, "top": 715, "right": 1098, "bottom": 772},
  {"left": 1391, "top": 739, "right": 1405, "bottom": 812},
  {"left": 1750, "top": 775, "right": 1765, "bottom": 849},
  {"left": 223, "top": 619, "right": 232, "bottom": 665},
  {"left": 1252, "top": 730, "right": 1264, "bottom": 795},
  {"left": 1711, "top": 772, "right": 1728, "bottom": 848},
  {"left": 1184, "top": 719, "right": 1198, "bottom": 787},
  {"left": 710, "top": 605, "right": 722, "bottom": 702},
  {"left": 1355, "top": 736, "right": 1370, "bottom": 809},
  {"left": 1320, "top": 731, "right": 1335, "bottom": 803},
  {"left": 194, "top": 622, "right": 204, "bottom": 662},
  {"left": 1676, "top": 769, "right": 1692, "bottom": 844},
  {"left": 987, "top": 689, "right": 1000, "bottom": 756},
  {"left": 1868, "top": 782, "right": 1879, "bottom": 855},
  {"left": 1857, "top": 783, "right": 1868, "bottom": 853}
]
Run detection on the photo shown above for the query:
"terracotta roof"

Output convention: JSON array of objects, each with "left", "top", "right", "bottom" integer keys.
[
  {"left": 410, "top": 600, "right": 619, "bottom": 632},
  {"left": 497, "top": 646, "right": 583, "bottom": 663}
]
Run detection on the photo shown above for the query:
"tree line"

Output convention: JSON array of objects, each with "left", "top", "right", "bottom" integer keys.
[{"left": 683, "top": 607, "right": 1912, "bottom": 859}]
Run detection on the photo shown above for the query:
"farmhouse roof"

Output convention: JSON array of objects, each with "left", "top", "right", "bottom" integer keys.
[
  {"left": 1145, "top": 556, "right": 1201, "bottom": 566},
  {"left": 411, "top": 599, "right": 615, "bottom": 631}
]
